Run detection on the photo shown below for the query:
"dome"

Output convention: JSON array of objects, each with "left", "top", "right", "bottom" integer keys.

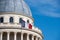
[{"left": 0, "top": 0, "right": 32, "bottom": 17}]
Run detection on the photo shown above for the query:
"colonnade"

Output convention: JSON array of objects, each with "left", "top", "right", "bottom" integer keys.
[{"left": 0, "top": 32, "right": 41, "bottom": 40}]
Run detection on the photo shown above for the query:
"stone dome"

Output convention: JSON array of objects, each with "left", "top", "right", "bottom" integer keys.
[{"left": 0, "top": 0, "right": 32, "bottom": 17}]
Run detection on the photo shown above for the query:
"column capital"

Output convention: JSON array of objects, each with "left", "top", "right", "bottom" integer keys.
[
  {"left": 7, "top": 32, "right": 10, "bottom": 34},
  {"left": 14, "top": 32, "right": 17, "bottom": 34},
  {"left": 27, "top": 33, "right": 30, "bottom": 35}
]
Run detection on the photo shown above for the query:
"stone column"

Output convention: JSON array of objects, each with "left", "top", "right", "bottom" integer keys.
[
  {"left": 1, "top": 32, "right": 2, "bottom": 40},
  {"left": 36, "top": 37, "right": 38, "bottom": 40},
  {"left": 38, "top": 37, "right": 40, "bottom": 40},
  {"left": 21, "top": 33, "right": 23, "bottom": 40},
  {"left": 7, "top": 32, "right": 10, "bottom": 40},
  {"left": 27, "top": 34, "right": 29, "bottom": 40},
  {"left": 14, "top": 32, "right": 17, "bottom": 40},
  {"left": 32, "top": 35, "right": 34, "bottom": 40}
]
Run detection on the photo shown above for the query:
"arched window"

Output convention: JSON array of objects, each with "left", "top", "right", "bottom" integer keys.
[
  {"left": 9, "top": 17, "right": 14, "bottom": 23},
  {"left": 0, "top": 17, "right": 4, "bottom": 23},
  {"left": 27, "top": 20, "right": 29, "bottom": 23},
  {"left": 19, "top": 18, "right": 22, "bottom": 23}
]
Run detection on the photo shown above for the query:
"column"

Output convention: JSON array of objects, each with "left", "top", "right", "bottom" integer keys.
[
  {"left": 21, "top": 33, "right": 23, "bottom": 40},
  {"left": 1, "top": 32, "right": 2, "bottom": 40},
  {"left": 27, "top": 34, "right": 29, "bottom": 40},
  {"left": 7, "top": 32, "right": 10, "bottom": 40},
  {"left": 36, "top": 37, "right": 38, "bottom": 40},
  {"left": 14, "top": 32, "right": 17, "bottom": 40},
  {"left": 32, "top": 35, "right": 34, "bottom": 40},
  {"left": 38, "top": 38, "right": 40, "bottom": 40}
]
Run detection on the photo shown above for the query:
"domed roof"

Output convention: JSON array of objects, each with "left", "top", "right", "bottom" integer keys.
[{"left": 0, "top": 0, "right": 32, "bottom": 17}]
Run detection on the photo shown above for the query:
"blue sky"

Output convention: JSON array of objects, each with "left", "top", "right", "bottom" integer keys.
[{"left": 25, "top": 0, "right": 60, "bottom": 40}]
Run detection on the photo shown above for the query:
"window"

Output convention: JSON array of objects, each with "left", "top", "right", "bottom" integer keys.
[
  {"left": 27, "top": 20, "right": 29, "bottom": 23},
  {"left": 0, "top": 17, "right": 4, "bottom": 23},
  {"left": 19, "top": 18, "right": 22, "bottom": 23},
  {"left": 9, "top": 17, "right": 14, "bottom": 23}
]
